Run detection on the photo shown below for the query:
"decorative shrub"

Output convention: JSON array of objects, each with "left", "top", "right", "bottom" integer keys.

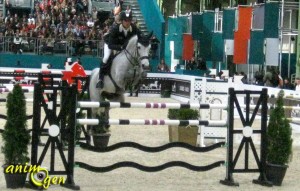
[
  {"left": 1, "top": 84, "right": 30, "bottom": 164},
  {"left": 168, "top": 108, "right": 199, "bottom": 120},
  {"left": 267, "top": 90, "right": 293, "bottom": 165}
]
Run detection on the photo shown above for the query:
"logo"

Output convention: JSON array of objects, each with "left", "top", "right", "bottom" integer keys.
[{"left": 4, "top": 164, "right": 66, "bottom": 189}]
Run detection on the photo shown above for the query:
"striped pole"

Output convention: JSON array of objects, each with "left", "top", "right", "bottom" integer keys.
[
  {"left": 238, "top": 94, "right": 300, "bottom": 99},
  {"left": 0, "top": 68, "right": 92, "bottom": 75},
  {"left": 77, "top": 119, "right": 227, "bottom": 126},
  {"left": 0, "top": 68, "right": 60, "bottom": 74},
  {"left": 0, "top": 98, "right": 61, "bottom": 103},
  {"left": 77, "top": 101, "right": 228, "bottom": 109},
  {"left": 287, "top": 118, "right": 300, "bottom": 123},
  {"left": 0, "top": 88, "right": 30, "bottom": 93},
  {"left": 77, "top": 101, "right": 300, "bottom": 111},
  {"left": 0, "top": 76, "right": 62, "bottom": 81}
]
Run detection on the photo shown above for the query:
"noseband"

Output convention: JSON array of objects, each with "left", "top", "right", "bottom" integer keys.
[{"left": 139, "top": 56, "right": 149, "bottom": 61}]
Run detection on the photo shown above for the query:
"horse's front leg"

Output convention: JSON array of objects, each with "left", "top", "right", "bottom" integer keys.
[
  {"left": 91, "top": 107, "right": 108, "bottom": 134},
  {"left": 104, "top": 106, "right": 110, "bottom": 130}
]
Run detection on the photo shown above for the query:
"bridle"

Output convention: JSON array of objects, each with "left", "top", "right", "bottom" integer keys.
[{"left": 123, "top": 40, "right": 150, "bottom": 68}]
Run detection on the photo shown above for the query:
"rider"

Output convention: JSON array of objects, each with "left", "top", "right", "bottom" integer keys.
[{"left": 96, "top": 10, "right": 141, "bottom": 88}]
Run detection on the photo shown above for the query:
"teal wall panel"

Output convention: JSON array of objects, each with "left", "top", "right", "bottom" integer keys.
[
  {"left": 168, "top": 17, "right": 178, "bottom": 41},
  {"left": 212, "top": 32, "right": 224, "bottom": 62},
  {"left": 264, "top": 2, "right": 279, "bottom": 38},
  {"left": 192, "top": 14, "right": 202, "bottom": 40},
  {"left": 174, "top": 35, "right": 183, "bottom": 59},
  {"left": 281, "top": 53, "right": 296, "bottom": 79},
  {"left": 249, "top": 30, "right": 264, "bottom": 65},
  {"left": 222, "top": 9, "right": 236, "bottom": 40},
  {"left": 167, "top": 16, "right": 188, "bottom": 60},
  {"left": 164, "top": 35, "right": 171, "bottom": 71},
  {"left": 0, "top": 54, "right": 99, "bottom": 70},
  {"left": 199, "top": 12, "right": 215, "bottom": 61}
]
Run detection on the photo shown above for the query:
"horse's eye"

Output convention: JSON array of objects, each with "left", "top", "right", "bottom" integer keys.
[{"left": 137, "top": 46, "right": 141, "bottom": 49}]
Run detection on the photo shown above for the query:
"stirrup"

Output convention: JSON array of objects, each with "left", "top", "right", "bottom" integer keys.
[{"left": 96, "top": 80, "right": 104, "bottom": 89}]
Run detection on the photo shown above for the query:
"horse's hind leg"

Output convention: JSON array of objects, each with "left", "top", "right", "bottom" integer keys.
[
  {"left": 104, "top": 106, "right": 110, "bottom": 130},
  {"left": 113, "top": 94, "right": 125, "bottom": 103}
]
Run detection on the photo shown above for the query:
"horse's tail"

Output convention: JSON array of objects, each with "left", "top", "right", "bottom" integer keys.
[
  {"left": 91, "top": 68, "right": 99, "bottom": 78},
  {"left": 89, "top": 68, "right": 101, "bottom": 102}
]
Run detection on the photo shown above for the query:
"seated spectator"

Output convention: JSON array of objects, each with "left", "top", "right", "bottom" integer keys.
[
  {"left": 73, "top": 36, "right": 85, "bottom": 57},
  {"left": 91, "top": 7, "right": 98, "bottom": 21},
  {"left": 40, "top": 33, "right": 55, "bottom": 55},
  {"left": 295, "top": 78, "right": 300, "bottom": 91},
  {"left": 27, "top": 20, "right": 36, "bottom": 31},
  {"left": 157, "top": 59, "right": 170, "bottom": 72},
  {"left": 13, "top": 31, "right": 23, "bottom": 54},
  {"left": 263, "top": 70, "right": 273, "bottom": 87},
  {"left": 240, "top": 72, "right": 247, "bottom": 84},
  {"left": 283, "top": 78, "right": 294, "bottom": 90},
  {"left": 254, "top": 70, "right": 264, "bottom": 86},
  {"left": 28, "top": 14, "right": 35, "bottom": 25},
  {"left": 197, "top": 57, "right": 207, "bottom": 70},
  {"left": 87, "top": 17, "right": 94, "bottom": 28},
  {"left": 186, "top": 57, "right": 197, "bottom": 70}
]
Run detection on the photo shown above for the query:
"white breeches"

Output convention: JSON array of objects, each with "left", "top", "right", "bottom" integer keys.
[{"left": 103, "top": 43, "right": 112, "bottom": 64}]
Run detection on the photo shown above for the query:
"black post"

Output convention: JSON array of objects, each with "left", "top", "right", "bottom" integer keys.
[
  {"left": 31, "top": 83, "right": 42, "bottom": 165},
  {"left": 253, "top": 88, "right": 272, "bottom": 186},
  {"left": 63, "top": 84, "right": 80, "bottom": 190},
  {"left": 260, "top": 88, "right": 268, "bottom": 178},
  {"left": 60, "top": 81, "right": 68, "bottom": 145},
  {"left": 220, "top": 88, "right": 238, "bottom": 186}
]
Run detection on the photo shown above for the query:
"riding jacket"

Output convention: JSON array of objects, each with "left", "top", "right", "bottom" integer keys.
[{"left": 106, "top": 23, "right": 141, "bottom": 51}]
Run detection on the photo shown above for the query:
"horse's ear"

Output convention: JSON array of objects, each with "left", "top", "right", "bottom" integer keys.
[{"left": 147, "top": 31, "right": 153, "bottom": 40}]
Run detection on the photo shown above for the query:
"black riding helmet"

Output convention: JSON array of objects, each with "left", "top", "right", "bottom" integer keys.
[{"left": 120, "top": 11, "right": 132, "bottom": 21}]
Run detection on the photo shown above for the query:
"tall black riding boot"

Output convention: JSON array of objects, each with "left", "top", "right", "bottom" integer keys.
[
  {"left": 96, "top": 66, "right": 105, "bottom": 89},
  {"left": 96, "top": 61, "right": 110, "bottom": 88},
  {"left": 96, "top": 71, "right": 105, "bottom": 89}
]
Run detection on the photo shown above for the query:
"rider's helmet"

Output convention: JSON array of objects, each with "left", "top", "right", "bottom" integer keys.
[{"left": 120, "top": 10, "right": 132, "bottom": 21}]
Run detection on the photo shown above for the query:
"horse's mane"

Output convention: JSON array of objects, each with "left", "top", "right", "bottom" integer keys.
[
  {"left": 126, "top": 35, "right": 138, "bottom": 51},
  {"left": 125, "top": 34, "right": 151, "bottom": 51}
]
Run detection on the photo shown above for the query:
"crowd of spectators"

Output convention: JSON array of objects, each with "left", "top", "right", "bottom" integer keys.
[{"left": 0, "top": 0, "right": 124, "bottom": 56}]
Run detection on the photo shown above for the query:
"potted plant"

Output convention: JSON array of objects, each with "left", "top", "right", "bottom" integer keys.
[
  {"left": 266, "top": 90, "right": 293, "bottom": 186},
  {"left": 92, "top": 112, "right": 111, "bottom": 148},
  {"left": 168, "top": 108, "right": 199, "bottom": 146},
  {"left": 1, "top": 84, "right": 31, "bottom": 188}
]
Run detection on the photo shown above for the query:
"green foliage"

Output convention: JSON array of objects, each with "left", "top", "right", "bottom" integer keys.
[
  {"left": 168, "top": 108, "right": 199, "bottom": 120},
  {"left": 1, "top": 84, "right": 30, "bottom": 164},
  {"left": 63, "top": 91, "right": 86, "bottom": 143},
  {"left": 267, "top": 90, "right": 293, "bottom": 165}
]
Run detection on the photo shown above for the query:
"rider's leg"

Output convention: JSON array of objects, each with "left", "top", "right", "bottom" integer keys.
[{"left": 97, "top": 43, "right": 111, "bottom": 88}]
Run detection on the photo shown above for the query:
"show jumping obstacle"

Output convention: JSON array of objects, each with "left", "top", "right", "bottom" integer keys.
[
  {"left": 1, "top": 70, "right": 298, "bottom": 189},
  {"left": 28, "top": 79, "right": 271, "bottom": 189}
]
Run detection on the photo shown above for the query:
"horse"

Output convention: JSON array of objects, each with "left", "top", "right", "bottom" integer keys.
[{"left": 89, "top": 32, "right": 152, "bottom": 132}]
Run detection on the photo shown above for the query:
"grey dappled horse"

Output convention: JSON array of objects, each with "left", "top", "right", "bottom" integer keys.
[{"left": 89, "top": 33, "right": 152, "bottom": 131}]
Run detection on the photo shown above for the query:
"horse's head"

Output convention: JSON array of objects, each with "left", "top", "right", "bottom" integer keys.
[{"left": 136, "top": 31, "right": 153, "bottom": 70}]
